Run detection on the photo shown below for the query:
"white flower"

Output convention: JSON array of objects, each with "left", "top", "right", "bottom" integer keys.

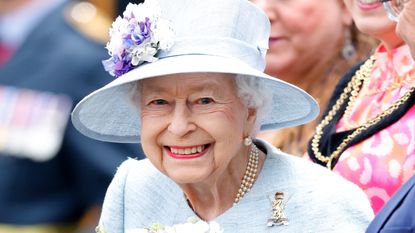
[
  {"left": 208, "top": 222, "right": 224, "bottom": 233},
  {"left": 153, "top": 18, "right": 175, "bottom": 50},
  {"left": 126, "top": 218, "right": 224, "bottom": 233},
  {"left": 102, "top": 0, "right": 175, "bottom": 77},
  {"left": 126, "top": 229, "right": 152, "bottom": 233},
  {"left": 124, "top": 0, "right": 161, "bottom": 22},
  {"left": 170, "top": 221, "right": 209, "bottom": 233}
]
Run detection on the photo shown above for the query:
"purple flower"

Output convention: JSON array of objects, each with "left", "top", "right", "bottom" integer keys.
[
  {"left": 102, "top": 1, "right": 174, "bottom": 78},
  {"left": 131, "top": 17, "right": 152, "bottom": 44}
]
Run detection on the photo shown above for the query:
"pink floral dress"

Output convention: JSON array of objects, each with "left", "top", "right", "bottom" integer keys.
[{"left": 335, "top": 44, "right": 415, "bottom": 214}]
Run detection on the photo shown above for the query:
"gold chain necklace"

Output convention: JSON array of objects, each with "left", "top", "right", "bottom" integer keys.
[
  {"left": 360, "top": 75, "right": 415, "bottom": 97},
  {"left": 234, "top": 144, "right": 259, "bottom": 204},
  {"left": 311, "top": 56, "right": 415, "bottom": 169},
  {"left": 342, "top": 56, "right": 376, "bottom": 127},
  {"left": 343, "top": 57, "right": 415, "bottom": 128}
]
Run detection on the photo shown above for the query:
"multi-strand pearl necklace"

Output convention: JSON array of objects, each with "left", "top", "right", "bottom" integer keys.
[{"left": 234, "top": 144, "right": 259, "bottom": 204}]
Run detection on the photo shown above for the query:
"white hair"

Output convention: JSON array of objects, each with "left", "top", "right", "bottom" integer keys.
[{"left": 234, "top": 74, "right": 272, "bottom": 135}]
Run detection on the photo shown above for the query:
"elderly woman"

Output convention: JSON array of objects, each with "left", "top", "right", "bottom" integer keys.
[{"left": 71, "top": 0, "right": 373, "bottom": 232}]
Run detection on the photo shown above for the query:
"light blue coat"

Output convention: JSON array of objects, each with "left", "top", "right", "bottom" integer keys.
[{"left": 98, "top": 139, "right": 374, "bottom": 233}]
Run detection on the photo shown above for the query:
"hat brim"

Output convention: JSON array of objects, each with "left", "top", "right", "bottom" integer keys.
[{"left": 71, "top": 54, "right": 319, "bottom": 143}]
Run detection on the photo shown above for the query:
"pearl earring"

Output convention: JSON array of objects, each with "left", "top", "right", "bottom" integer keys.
[{"left": 244, "top": 136, "right": 252, "bottom": 146}]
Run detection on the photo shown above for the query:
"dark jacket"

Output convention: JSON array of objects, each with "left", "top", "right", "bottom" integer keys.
[
  {"left": 366, "top": 175, "right": 415, "bottom": 233},
  {"left": 0, "top": 2, "right": 143, "bottom": 224}
]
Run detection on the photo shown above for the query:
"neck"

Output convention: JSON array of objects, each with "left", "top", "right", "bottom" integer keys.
[
  {"left": 183, "top": 184, "right": 232, "bottom": 220},
  {"left": 376, "top": 30, "right": 405, "bottom": 53},
  {"left": 181, "top": 146, "right": 265, "bottom": 221}
]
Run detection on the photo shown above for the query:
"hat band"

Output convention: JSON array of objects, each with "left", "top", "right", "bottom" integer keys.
[{"left": 157, "top": 37, "right": 267, "bottom": 71}]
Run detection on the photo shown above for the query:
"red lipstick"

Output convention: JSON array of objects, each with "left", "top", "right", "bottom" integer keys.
[{"left": 165, "top": 145, "right": 209, "bottom": 159}]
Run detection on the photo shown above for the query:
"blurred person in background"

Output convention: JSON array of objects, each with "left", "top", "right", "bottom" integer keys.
[
  {"left": 366, "top": 0, "right": 415, "bottom": 231},
  {"left": 0, "top": 0, "right": 143, "bottom": 232},
  {"left": 395, "top": 0, "right": 415, "bottom": 58},
  {"left": 250, "top": 0, "right": 377, "bottom": 156},
  {"left": 307, "top": 0, "right": 415, "bottom": 214}
]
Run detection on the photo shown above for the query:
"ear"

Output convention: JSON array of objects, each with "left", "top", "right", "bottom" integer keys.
[
  {"left": 339, "top": 0, "right": 353, "bottom": 26},
  {"left": 243, "top": 107, "right": 257, "bottom": 136}
]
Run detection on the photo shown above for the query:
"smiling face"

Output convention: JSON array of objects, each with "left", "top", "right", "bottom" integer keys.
[
  {"left": 343, "top": 0, "right": 403, "bottom": 48},
  {"left": 138, "top": 73, "right": 256, "bottom": 184},
  {"left": 250, "top": 0, "right": 351, "bottom": 80}
]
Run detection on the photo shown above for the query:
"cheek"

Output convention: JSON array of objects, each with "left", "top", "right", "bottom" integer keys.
[
  {"left": 195, "top": 104, "right": 245, "bottom": 136},
  {"left": 140, "top": 136, "right": 162, "bottom": 171},
  {"left": 209, "top": 106, "right": 246, "bottom": 140},
  {"left": 289, "top": 5, "right": 344, "bottom": 54},
  {"left": 343, "top": 0, "right": 353, "bottom": 12},
  {"left": 140, "top": 113, "right": 163, "bottom": 140},
  {"left": 281, "top": 4, "right": 322, "bottom": 34},
  {"left": 218, "top": 105, "right": 246, "bottom": 129},
  {"left": 140, "top": 114, "right": 165, "bottom": 168}
]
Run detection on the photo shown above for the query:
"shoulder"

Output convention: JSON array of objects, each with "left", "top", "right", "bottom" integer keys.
[
  {"left": 256, "top": 139, "right": 374, "bottom": 231},
  {"left": 260, "top": 139, "right": 345, "bottom": 183},
  {"left": 271, "top": 151, "right": 365, "bottom": 196},
  {"left": 116, "top": 157, "right": 159, "bottom": 177},
  {"left": 258, "top": 139, "right": 367, "bottom": 193},
  {"left": 99, "top": 158, "right": 182, "bottom": 232},
  {"left": 98, "top": 158, "right": 164, "bottom": 232},
  {"left": 107, "top": 158, "right": 167, "bottom": 196}
]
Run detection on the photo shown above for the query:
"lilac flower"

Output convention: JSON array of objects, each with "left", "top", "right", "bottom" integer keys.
[{"left": 102, "top": 0, "right": 174, "bottom": 77}]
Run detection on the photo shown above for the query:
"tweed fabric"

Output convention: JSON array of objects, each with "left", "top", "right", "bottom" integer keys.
[{"left": 98, "top": 139, "right": 373, "bottom": 233}]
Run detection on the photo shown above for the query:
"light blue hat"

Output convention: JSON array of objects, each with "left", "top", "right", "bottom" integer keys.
[{"left": 71, "top": 0, "right": 319, "bottom": 143}]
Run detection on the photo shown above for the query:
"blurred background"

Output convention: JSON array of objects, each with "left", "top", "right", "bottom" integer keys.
[{"left": 0, "top": 0, "right": 144, "bottom": 232}]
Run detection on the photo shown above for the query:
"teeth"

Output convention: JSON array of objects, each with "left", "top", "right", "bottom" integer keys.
[
  {"left": 360, "top": 0, "right": 379, "bottom": 4},
  {"left": 170, "top": 145, "right": 205, "bottom": 154}
]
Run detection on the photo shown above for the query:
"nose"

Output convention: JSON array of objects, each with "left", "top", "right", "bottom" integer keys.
[{"left": 167, "top": 103, "right": 196, "bottom": 137}]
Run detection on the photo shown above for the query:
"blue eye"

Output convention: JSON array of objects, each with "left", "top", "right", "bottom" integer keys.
[{"left": 198, "top": 97, "right": 214, "bottom": 105}]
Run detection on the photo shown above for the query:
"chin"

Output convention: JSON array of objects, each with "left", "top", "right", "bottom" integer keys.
[
  {"left": 167, "top": 170, "right": 209, "bottom": 184},
  {"left": 265, "top": 54, "right": 296, "bottom": 76},
  {"left": 265, "top": 63, "right": 294, "bottom": 80},
  {"left": 353, "top": 15, "right": 394, "bottom": 38}
]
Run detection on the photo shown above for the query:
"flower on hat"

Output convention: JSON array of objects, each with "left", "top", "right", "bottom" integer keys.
[{"left": 102, "top": 0, "right": 174, "bottom": 77}]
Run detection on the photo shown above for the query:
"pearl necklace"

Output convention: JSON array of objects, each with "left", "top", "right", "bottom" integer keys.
[{"left": 234, "top": 144, "right": 259, "bottom": 204}]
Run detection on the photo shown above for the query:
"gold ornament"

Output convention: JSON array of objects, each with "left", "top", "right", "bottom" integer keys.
[{"left": 267, "top": 192, "right": 289, "bottom": 227}]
